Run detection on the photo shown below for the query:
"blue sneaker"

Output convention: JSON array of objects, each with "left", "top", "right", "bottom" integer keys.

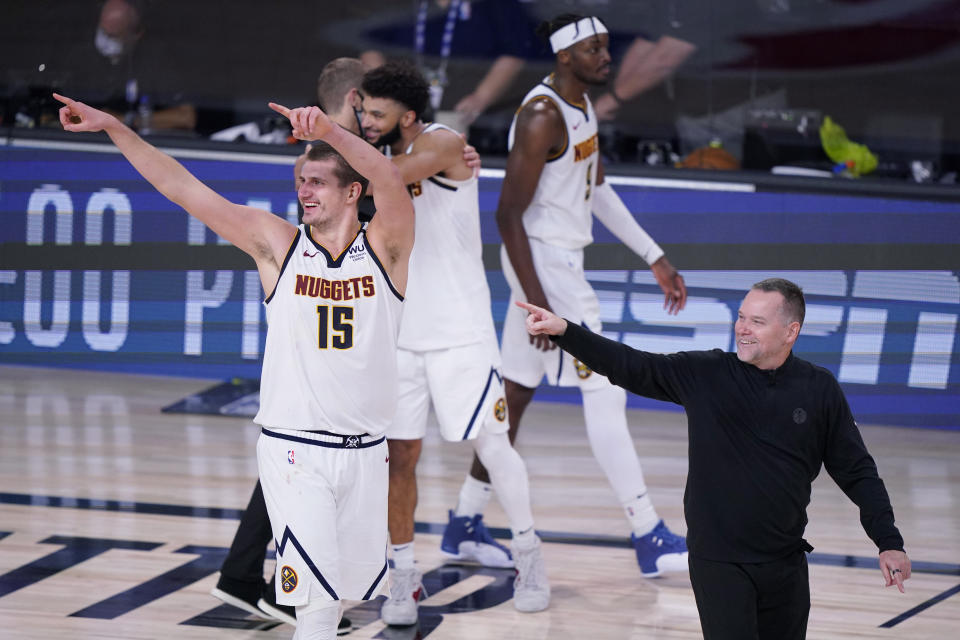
[
  {"left": 631, "top": 520, "right": 688, "bottom": 578},
  {"left": 440, "top": 510, "right": 514, "bottom": 568}
]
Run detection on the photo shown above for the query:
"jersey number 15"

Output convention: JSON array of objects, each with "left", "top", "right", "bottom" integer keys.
[{"left": 316, "top": 305, "right": 354, "bottom": 349}]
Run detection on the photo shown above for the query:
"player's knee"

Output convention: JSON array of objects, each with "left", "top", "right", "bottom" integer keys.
[
  {"left": 473, "top": 430, "right": 511, "bottom": 465},
  {"left": 582, "top": 379, "right": 626, "bottom": 404},
  {"left": 296, "top": 598, "right": 341, "bottom": 639}
]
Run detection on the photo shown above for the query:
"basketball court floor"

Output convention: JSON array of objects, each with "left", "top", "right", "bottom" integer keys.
[{"left": 0, "top": 364, "right": 957, "bottom": 638}]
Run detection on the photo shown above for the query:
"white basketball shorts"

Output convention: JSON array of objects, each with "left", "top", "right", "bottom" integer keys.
[
  {"left": 257, "top": 427, "right": 389, "bottom": 606},
  {"left": 388, "top": 336, "right": 509, "bottom": 441},
  {"left": 500, "top": 240, "right": 609, "bottom": 391}
]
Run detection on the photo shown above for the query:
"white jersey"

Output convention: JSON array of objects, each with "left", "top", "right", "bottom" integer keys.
[
  {"left": 254, "top": 224, "right": 404, "bottom": 437},
  {"left": 398, "top": 123, "right": 497, "bottom": 351},
  {"left": 508, "top": 76, "right": 600, "bottom": 250}
]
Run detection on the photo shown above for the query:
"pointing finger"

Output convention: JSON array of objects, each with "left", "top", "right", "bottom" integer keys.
[
  {"left": 52, "top": 92, "right": 74, "bottom": 106},
  {"left": 268, "top": 102, "right": 291, "bottom": 117}
]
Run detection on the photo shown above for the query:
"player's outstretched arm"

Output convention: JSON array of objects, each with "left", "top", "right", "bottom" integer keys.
[
  {"left": 54, "top": 94, "right": 294, "bottom": 274},
  {"left": 391, "top": 128, "right": 472, "bottom": 185}
]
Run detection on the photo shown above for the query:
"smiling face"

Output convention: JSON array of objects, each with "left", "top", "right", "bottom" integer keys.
[
  {"left": 735, "top": 289, "right": 801, "bottom": 370},
  {"left": 360, "top": 95, "right": 409, "bottom": 149},
  {"left": 296, "top": 159, "right": 357, "bottom": 229},
  {"left": 565, "top": 33, "right": 612, "bottom": 87}
]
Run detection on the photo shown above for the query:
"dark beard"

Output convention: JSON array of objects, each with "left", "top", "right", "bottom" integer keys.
[
  {"left": 378, "top": 123, "right": 402, "bottom": 147},
  {"left": 573, "top": 69, "right": 609, "bottom": 88}
]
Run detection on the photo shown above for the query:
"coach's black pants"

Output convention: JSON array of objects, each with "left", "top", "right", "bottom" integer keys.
[
  {"left": 688, "top": 551, "right": 810, "bottom": 640},
  {"left": 218, "top": 480, "right": 272, "bottom": 588}
]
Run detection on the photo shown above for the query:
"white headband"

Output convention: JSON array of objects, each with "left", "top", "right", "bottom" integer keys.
[{"left": 549, "top": 17, "right": 608, "bottom": 53}]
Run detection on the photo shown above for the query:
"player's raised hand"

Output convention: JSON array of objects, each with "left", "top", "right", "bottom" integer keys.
[
  {"left": 517, "top": 300, "right": 567, "bottom": 337},
  {"left": 269, "top": 103, "right": 333, "bottom": 141},
  {"left": 53, "top": 93, "right": 117, "bottom": 133}
]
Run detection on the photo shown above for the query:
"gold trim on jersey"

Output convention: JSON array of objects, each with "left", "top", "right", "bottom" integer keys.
[
  {"left": 264, "top": 227, "right": 302, "bottom": 305},
  {"left": 305, "top": 224, "right": 364, "bottom": 267},
  {"left": 517, "top": 95, "right": 568, "bottom": 162}
]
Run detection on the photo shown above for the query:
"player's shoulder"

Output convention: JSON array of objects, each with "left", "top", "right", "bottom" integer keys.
[
  {"left": 515, "top": 95, "right": 565, "bottom": 142},
  {"left": 411, "top": 124, "right": 464, "bottom": 154}
]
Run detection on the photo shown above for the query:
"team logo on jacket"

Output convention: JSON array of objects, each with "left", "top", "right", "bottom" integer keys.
[
  {"left": 493, "top": 397, "right": 506, "bottom": 422},
  {"left": 280, "top": 565, "right": 298, "bottom": 592},
  {"left": 573, "top": 358, "right": 592, "bottom": 379},
  {"left": 793, "top": 408, "right": 807, "bottom": 424}
]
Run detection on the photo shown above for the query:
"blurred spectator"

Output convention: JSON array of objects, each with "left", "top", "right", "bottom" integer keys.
[
  {"left": 359, "top": 0, "right": 541, "bottom": 126},
  {"left": 69, "top": 0, "right": 195, "bottom": 133}
]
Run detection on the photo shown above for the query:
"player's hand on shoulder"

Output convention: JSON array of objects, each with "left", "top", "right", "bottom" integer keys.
[{"left": 461, "top": 134, "right": 481, "bottom": 174}]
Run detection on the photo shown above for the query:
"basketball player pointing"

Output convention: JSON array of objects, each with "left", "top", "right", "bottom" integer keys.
[
  {"left": 448, "top": 14, "right": 690, "bottom": 578},
  {"left": 55, "top": 94, "right": 414, "bottom": 639}
]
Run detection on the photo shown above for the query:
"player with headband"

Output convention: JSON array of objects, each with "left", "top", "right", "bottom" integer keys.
[{"left": 442, "top": 13, "right": 691, "bottom": 579}]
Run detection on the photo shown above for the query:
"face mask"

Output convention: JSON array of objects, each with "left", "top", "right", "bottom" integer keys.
[
  {"left": 353, "top": 108, "right": 365, "bottom": 138},
  {"left": 95, "top": 26, "right": 126, "bottom": 60}
]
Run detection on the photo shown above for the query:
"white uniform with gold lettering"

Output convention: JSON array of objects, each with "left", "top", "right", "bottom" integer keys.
[
  {"left": 387, "top": 123, "right": 509, "bottom": 442},
  {"left": 255, "top": 224, "right": 402, "bottom": 605},
  {"left": 500, "top": 78, "right": 607, "bottom": 390}
]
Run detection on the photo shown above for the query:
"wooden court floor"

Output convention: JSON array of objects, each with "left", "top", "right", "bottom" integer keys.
[{"left": 0, "top": 364, "right": 958, "bottom": 639}]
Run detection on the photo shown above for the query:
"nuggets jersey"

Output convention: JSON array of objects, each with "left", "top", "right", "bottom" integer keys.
[
  {"left": 398, "top": 123, "right": 497, "bottom": 351},
  {"left": 254, "top": 225, "right": 404, "bottom": 437},
  {"left": 508, "top": 76, "right": 600, "bottom": 250}
]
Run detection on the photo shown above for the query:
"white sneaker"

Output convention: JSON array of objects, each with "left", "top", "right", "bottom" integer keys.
[
  {"left": 380, "top": 567, "right": 425, "bottom": 626},
  {"left": 512, "top": 536, "right": 550, "bottom": 612}
]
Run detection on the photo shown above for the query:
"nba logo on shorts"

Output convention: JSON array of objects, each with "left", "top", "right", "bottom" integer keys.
[{"left": 287, "top": 450, "right": 295, "bottom": 464}]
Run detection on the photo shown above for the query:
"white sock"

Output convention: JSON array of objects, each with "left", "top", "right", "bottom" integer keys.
[
  {"left": 454, "top": 474, "right": 493, "bottom": 518},
  {"left": 622, "top": 493, "right": 660, "bottom": 536},
  {"left": 472, "top": 430, "right": 536, "bottom": 536},
  {"left": 512, "top": 526, "right": 537, "bottom": 550},
  {"left": 294, "top": 599, "right": 341, "bottom": 640},
  {"left": 391, "top": 542, "right": 416, "bottom": 570},
  {"left": 581, "top": 383, "right": 660, "bottom": 533}
]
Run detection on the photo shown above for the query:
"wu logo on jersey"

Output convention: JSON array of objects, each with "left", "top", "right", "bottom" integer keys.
[{"left": 347, "top": 243, "right": 367, "bottom": 262}]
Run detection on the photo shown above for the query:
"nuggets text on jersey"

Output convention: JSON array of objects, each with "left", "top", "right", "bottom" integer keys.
[{"left": 294, "top": 274, "right": 375, "bottom": 301}]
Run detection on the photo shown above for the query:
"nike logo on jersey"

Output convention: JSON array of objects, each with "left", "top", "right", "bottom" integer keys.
[
  {"left": 303, "top": 250, "right": 318, "bottom": 258},
  {"left": 572, "top": 120, "right": 583, "bottom": 130}
]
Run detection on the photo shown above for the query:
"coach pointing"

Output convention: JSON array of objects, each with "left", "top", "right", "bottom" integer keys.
[{"left": 517, "top": 277, "right": 910, "bottom": 640}]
